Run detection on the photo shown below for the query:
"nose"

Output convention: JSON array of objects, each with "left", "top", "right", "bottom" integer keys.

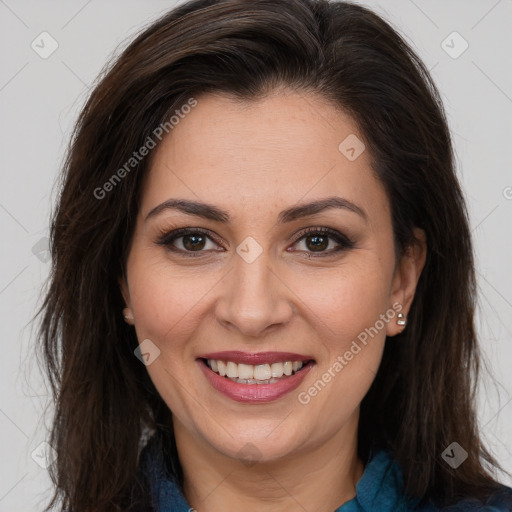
[{"left": 214, "top": 248, "right": 294, "bottom": 338}]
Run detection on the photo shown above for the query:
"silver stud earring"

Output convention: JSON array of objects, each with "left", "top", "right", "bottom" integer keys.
[
  {"left": 123, "top": 308, "right": 134, "bottom": 324},
  {"left": 397, "top": 312, "right": 407, "bottom": 326}
]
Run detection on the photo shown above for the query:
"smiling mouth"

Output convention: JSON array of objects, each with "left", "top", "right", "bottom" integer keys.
[{"left": 201, "top": 358, "right": 314, "bottom": 385}]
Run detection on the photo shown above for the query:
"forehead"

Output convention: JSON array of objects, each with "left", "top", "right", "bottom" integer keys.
[{"left": 140, "top": 90, "right": 389, "bottom": 226}]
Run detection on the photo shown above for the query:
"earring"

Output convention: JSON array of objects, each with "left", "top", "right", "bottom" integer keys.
[
  {"left": 123, "top": 308, "right": 134, "bottom": 324},
  {"left": 397, "top": 312, "right": 407, "bottom": 326}
]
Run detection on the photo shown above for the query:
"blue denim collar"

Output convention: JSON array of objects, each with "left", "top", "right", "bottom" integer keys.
[{"left": 138, "top": 435, "right": 512, "bottom": 512}]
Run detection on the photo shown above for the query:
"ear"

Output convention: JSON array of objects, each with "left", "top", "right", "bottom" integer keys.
[{"left": 386, "top": 227, "right": 427, "bottom": 337}]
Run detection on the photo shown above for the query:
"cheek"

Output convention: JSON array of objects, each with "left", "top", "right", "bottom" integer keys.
[
  {"left": 292, "top": 258, "right": 393, "bottom": 347},
  {"left": 125, "top": 251, "right": 216, "bottom": 420},
  {"left": 290, "top": 257, "right": 393, "bottom": 412},
  {"left": 127, "top": 250, "right": 216, "bottom": 347},
  {"left": 292, "top": 259, "right": 393, "bottom": 419}
]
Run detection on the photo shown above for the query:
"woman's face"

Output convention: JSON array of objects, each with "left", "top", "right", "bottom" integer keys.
[{"left": 121, "top": 89, "right": 425, "bottom": 463}]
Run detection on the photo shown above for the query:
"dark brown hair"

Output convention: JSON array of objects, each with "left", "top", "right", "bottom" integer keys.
[{"left": 36, "top": 0, "right": 508, "bottom": 510}]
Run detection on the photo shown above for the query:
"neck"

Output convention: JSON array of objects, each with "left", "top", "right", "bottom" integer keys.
[{"left": 173, "top": 414, "right": 365, "bottom": 512}]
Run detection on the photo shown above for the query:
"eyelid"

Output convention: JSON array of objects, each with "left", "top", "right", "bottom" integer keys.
[
  {"left": 155, "top": 225, "right": 355, "bottom": 257},
  {"left": 155, "top": 226, "right": 222, "bottom": 255},
  {"left": 291, "top": 226, "right": 353, "bottom": 245}
]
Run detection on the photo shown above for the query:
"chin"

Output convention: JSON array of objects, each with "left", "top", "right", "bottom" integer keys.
[{"left": 201, "top": 422, "right": 306, "bottom": 464}]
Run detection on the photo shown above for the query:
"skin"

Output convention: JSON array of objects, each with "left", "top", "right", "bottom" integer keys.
[{"left": 120, "top": 87, "right": 427, "bottom": 512}]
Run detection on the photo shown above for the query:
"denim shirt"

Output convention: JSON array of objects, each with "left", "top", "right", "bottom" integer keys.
[{"left": 138, "top": 436, "right": 512, "bottom": 512}]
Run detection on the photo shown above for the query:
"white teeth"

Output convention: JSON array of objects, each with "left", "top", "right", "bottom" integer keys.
[
  {"left": 254, "top": 364, "right": 271, "bottom": 380},
  {"left": 235, "top": 378, "right": 256, "bottom": 384},
  {"left": 238, "top": 363, "right": 254, "bottom": 380},
  {"left": 206, "top": 359, "right": 306, "bottom": 382},
  {"left": 270, "top": 362, "right": 284, "bottom": 378},
  {"left": 232, "top": 377, "right": 280, "bottom": 384},
  {"left": 226, "top": 361, "right": 238, "bottom": 378},
  {"left": 217, "top": 360, "right": 227, "bottom": 377}
]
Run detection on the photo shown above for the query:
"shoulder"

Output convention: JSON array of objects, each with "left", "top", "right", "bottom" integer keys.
[
  {"left": 137, "top": 432, "right": 192, "bottom": 512},
  {"left": 457, "top": 486, "right": 512, "bottom": 511},
  {"left": 367, "top": 449, "right": 512, "bottom": 512},
  {"left": 412, "top": 486, "right": 512, "bottom": 511}
]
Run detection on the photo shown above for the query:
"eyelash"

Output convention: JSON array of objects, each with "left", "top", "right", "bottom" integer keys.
[{"left": 155, "top": 226, "right": 355, "bottom": 258}]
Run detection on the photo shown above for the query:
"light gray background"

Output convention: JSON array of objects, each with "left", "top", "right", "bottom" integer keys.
[{"left": 1, "top": 0, "right": 511, "bottom": 510}]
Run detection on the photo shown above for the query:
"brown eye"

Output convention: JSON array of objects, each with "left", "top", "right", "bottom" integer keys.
[
  {"left": 156, "top": 226, "right": 354, "bottom": 258},
  {"left": 156, "top": 228, "right": 221, "bottom": 256},
  {"left": 181, "top": 233, "right": 208, "bottom": 251},
  {"left": 302, "top": 233, "right": 329, "bottom": 252},
  {"left": 292, "top": 227, "right": 354, "bottom": 256}
]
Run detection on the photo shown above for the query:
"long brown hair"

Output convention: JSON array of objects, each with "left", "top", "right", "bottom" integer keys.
[{"left": 35, "top": 0, "right": 508, "bottom": 510}]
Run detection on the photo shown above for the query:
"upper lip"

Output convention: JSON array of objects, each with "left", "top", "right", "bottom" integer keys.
[{"left": 198, "top": 351, "right": 314, "bottom": 365}]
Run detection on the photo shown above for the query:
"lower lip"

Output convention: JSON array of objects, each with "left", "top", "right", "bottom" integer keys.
[{"left": 197, "top": 359, "right": 315, "bottom": 403}]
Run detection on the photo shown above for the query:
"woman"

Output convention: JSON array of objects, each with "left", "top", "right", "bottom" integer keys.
[{"left": 36, "top": 0, "right": 512, "bottom": 510}]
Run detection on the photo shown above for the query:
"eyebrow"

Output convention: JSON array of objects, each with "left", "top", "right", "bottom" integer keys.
[{"left": 145, "top": 196, "right": 367, "bottom": 224}]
